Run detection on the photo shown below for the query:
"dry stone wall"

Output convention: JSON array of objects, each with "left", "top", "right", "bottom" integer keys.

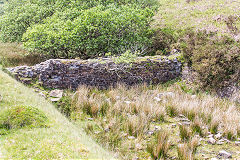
[{"left": 7, "top": 56, "right": 182, "bottom": 89}]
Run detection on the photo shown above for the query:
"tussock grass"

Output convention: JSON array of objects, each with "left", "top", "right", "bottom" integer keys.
[
  {"left": 71, "top": 83, "right": 240, "bottom": 159},
  {"left": 0, "top": 69, "right": 113, "bottom": 159}
]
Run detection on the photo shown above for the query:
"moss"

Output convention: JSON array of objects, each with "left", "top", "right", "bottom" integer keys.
[{"left": 0, "top": 105, "right": 49, "bottom": 133}]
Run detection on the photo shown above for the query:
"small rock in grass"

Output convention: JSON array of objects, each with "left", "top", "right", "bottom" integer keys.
[
  {"left": 235, "top": 141, "right": 240, "bottom": 146},
  {"left": 216, "top": 141, "right": 224, "bottom": 145},
  {"left": 178, "top": 114, "right": 186, "bottom": 118},
  {"left": 136, "top": 143, "right": 143, "bottom": 150},
  {"left": 147, "top": 131, "right": 154, "bottom": 136},
  {"left": 50, "top": 97, "right": 61, "bottom": 102},
  {"left": 210, "top": 158, "right": 218, "bottom": 160},
  {"left": 87, "top": 118, "right": 94, "bottom": 121},
  {"left": 191, "top": 95, "right": 197, "bottom": 99},
  {"left": 214, "top": 133, "right": 222, "bottom": 139},
  {"left": 49, "top": 89, "right": 63, "bottom": 98},
  {"left": 153, "top": 97, "right": 161, "bottom": 102},
  {"left": 217, "top": 150, "right": 232, "bottom": 159},
  {"left": 128, "top": 136, "right": 135, "bottom": 140},
  {"left": 172, "top": 124, "right": 177, "bottom": 128},
  {"left": 180, "top": 122, "right": 191, "bottom": 126},
  {"left": 179, "top": 118, "right": 190, "bottom": 122},
  {"left": 155, "top": 126, "right": 161, "bottom": 130},
  {"left": 124, "top": 101, "right": 131, "bottom": 105},
  {"left": 207, "top": 137, "right": 216, "bottom": 145},
  {"left": 207, "top": 134, "right": 214, "bottom": 138},
  {"left": 39, "top": 92, "right": 46, "bottom": 98}
]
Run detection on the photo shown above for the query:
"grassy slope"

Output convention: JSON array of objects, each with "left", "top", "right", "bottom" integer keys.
[
  {"left": 153, "top": 0, "right": 240, "bottom": 36},
  {"left": 0, "top": 43, "right": 42, "bottom": 67},
  {"left": 0, "top": 69, "right": 114, "bottom": 159}
]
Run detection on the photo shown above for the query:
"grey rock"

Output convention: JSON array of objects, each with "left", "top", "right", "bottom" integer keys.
[
  {"left": 50, "top": 97, "right": 61, "bottom": 102},
  {"left": 218, "top": 150, "right": 232, "bottom": 159},
  {"left": 147, "top": 131, "right": 154, "bottom": 136},
  {"left": 235, "top": 141, "right": 240, "bottom": 146},
  {"left": 49, "top": 89, "right": 63, "bottom": 98},
  {"left": 207, "top": 137, "right": 216, "bottom": 145},
  {"left": 214, "top": 133, "right": 222, "bottom": 139},
  {"left": 128, "top": 136, "right": 135, "bottom": 140}
]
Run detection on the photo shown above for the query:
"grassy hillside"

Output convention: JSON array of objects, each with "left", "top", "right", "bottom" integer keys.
[
  {"left": 0, "top": 68, "right": 114, "bottom": 159},
  {"left": 0, "top": 43, "right": 42, "bottom": 67},
  {"left": 153, "top": 0, "right": 240, "bottom": 37}
]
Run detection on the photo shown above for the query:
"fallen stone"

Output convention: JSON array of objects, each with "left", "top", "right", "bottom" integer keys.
[
  {"left": 128, "top": 136, "right": 135, "bottom": 140},
  {"left": 147, "top": 131, "right": 154, "bottom": 136},
  {"left": 235, "top": 141, "right": 240, "bottom": 146},
  {"left": 136, "top": 143, "right": 143, "bottom": 150},
  {"left": 207, "top": 137, "right": 216, "bottom": 145},
  {"left": 39, "top": 92, "right": 46, "bottom": 98},
  {"left": 124, "top": 101, "right": 131, "bottom": 105},
  {"left": 50, "top": 97, "right": 61, "bottom": 102},
  {"left": 49, "top": 89, "right": 63, "bottom": 98},
  {"left": 217, "top": 150, "right": 232, "bottom": 159},
  {"left": 153, "top": 97, "right": 161, "bottom": 102},
  {"left": 214, "top": 133, "right": 222, "bottom": 139},
  {"left": 216, "top": 141, "right": 224, "bottom": 145}
]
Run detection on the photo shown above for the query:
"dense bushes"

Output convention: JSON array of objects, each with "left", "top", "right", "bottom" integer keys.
[
  {"left": 23, "top": 5, "right": 154, "bottom": 58},
  {"left": 0, "top": 0, "right": 158, "bottom": 58},
  {"left": 0, "top": 0, "right": 55, "bottom": 42},
  {"left": 181, "top": 30, "right": 240, "bottom": 90}
]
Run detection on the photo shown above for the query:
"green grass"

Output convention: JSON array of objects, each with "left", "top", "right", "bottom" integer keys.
[
  {"left": 0, "top": 68, "right": 114, "bottom": 159},
  {"left": 153, "top": 0, "right": 240, "bottom": 36},
  {"left": 0, "top": 43, "right": 42, "bottom": 67}
]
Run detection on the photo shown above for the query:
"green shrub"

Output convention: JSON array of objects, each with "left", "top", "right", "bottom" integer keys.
[
  {"left": 180, "top": 30, "right": 240, "bottom": 90},
  {"left": 23, "top": 5, "right": 154, "bottom": 58},
  {"left": 151, "top": 28, "right": 177, "bottom": 55},
  {"left": 0, "top": 106, "right": 49, "bottom": 132},
  {"left": 0, "top": 0, "right": 55, "bottom": 42}
]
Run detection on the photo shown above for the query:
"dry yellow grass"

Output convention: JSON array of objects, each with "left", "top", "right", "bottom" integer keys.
[{"left": 71, "top": 83, "right": 240, "bottom": 159}]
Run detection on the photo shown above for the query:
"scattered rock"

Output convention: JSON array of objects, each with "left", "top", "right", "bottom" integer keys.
[
  {"left": 207, "top": 134, "right": 214, "bottom": 138},
  {"left": 39, "top": 92, "right": 46, "bottom": 98},
  {"left": 180, "top": 122, "right": 191, "bottom": 126},
  {"left": 50, "top": 97, "right": 61, "bottom": 102},
  {"left": 154, "top": 126, "right": 161, "bottom": 130},
  {"left": 49, "top": 89, "right": 63, "bottom": 98},
  {"left": 104, "top": 127, "right": 110, "bottom": 132},
  {"left": 179, "top": 118, "right": 190, "bottom": 122},
  {"left": 235, "top": 141, "right": 240, "bottom": 146},
  {"left": 178, "top": 114, "right": 186, "bottom": 118},
  {"left": 210, "top": 158, "right": 218, "bottom": 160},
  {"left": 216, "top": 141, "right": 224, "bottom": 145},
  {"left": 124, "top": 101, "right": 131, "bottom": 105},
  {"left": 171, "top": 124, "right": 177, "bottom": 128},
  {"left": 153, "top": 97, "right": 161, "bottom": 102},
  {"left": 191, "top": 95, "right": 197, "bottom": 99},
  {"left": 214, "top": 133, "right": 222, "bottom": 139},
  {"left": 132, "top": 157, "right": 139, "bottom": 160},
  {"left": 147, "top": 131, "right": 154, "bottom": 136},
  {"left": 207, "top": 137, "right": 216, "bottom": 145},
  {"left": 128, "top": 136, "right": 135, "bottom": 140},
  {"left": 217, "top": 150, "right": 232, "bottom": 159},
  {"left": 135, "top": 143, "right": 143, "bottom": 150}
]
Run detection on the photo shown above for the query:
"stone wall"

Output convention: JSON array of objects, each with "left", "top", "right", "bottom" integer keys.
[{"left": 6, "top": 56, "right": 182, "bottom": 89}]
